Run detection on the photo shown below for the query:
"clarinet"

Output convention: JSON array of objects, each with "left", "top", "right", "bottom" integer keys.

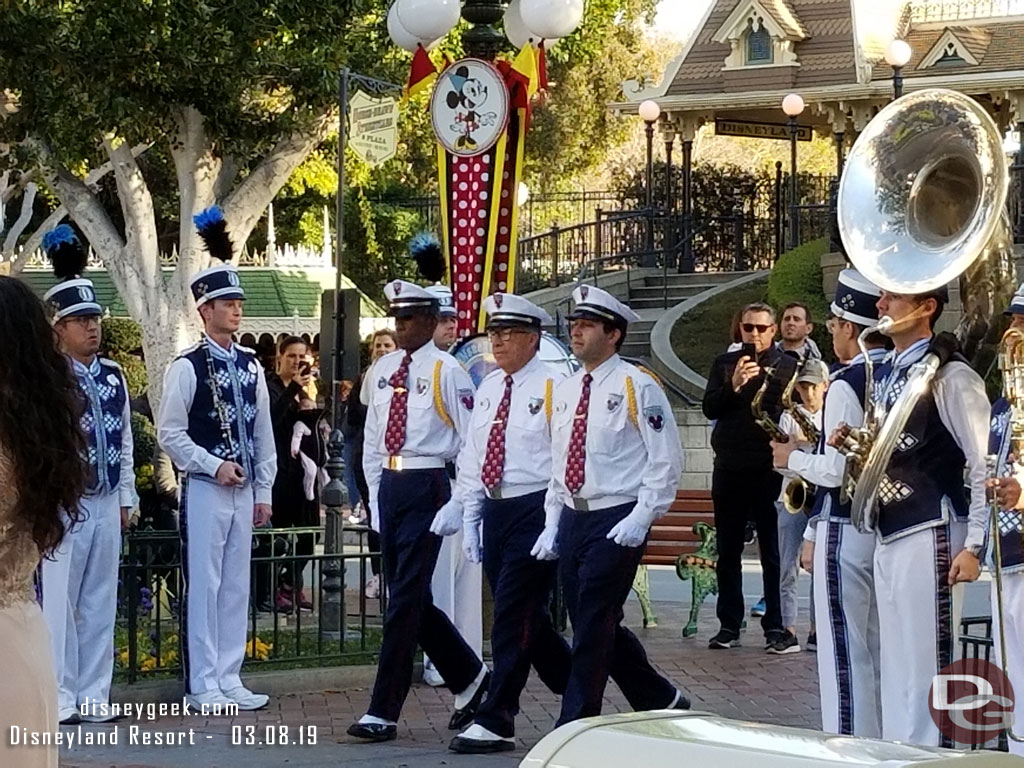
[{"left": 204, "top": 342, "right": 238, "bottom": 463}]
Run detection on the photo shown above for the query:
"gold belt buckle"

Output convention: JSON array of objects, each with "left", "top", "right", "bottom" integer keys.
[{"left": 388, "top": 456, "right": 403, "bottom": 471}]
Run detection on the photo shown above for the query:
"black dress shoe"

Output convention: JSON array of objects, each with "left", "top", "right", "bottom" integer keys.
[
  {"left": 449, "top": 735, "right": 516, "bottom": 754},
  {"left": 346, "top": 722, "right": 397, "bottom": 742},
  {"left": 673, "top": 691, "right": 692, "bottom": 710},
  {"left": 448, "top": 671, "right": 491, "bottom": 730}
]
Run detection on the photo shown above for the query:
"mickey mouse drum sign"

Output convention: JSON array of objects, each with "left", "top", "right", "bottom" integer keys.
[{"left": 430, "top": 58, "right": 509, "bottom": 157}]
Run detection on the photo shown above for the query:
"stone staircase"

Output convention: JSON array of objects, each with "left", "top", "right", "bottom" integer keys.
[{"left": 619, "top": 271, "right": 754, "bottom": 359}]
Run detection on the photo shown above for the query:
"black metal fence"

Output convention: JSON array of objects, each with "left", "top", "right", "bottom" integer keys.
[{"left": 117, "top": 526, "right": 383, "bottom": 683}]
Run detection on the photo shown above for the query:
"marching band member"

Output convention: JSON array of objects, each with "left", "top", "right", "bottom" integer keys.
[
  {"left": 40, "top": 225, "right": 136, "bottom": 723},
  {"left": 774, "top": 269, "right": 885, "bottom": 737},
  {"left": 984, "top": 285, "right": 1024, "bottom": 757},
  {"left": 853, "top": 286, "right": 988, "bottom": 746},
  {"left": 423, "top": 276, "right": 484, "bottom": 687},
  {"left": 348, "top": 279, "right": 487, "bottom": 743},
  {"left": 532, "top": 285, "right": 689, "bottom": 725},
  {"left": 432, "top": 293, "right": 572, "bottom": 753},
  {"left": 157, "top": 207, "right": 276, "bottom": 711}
]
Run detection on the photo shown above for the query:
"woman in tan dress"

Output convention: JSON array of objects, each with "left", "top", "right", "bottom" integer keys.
[{"left": 0, "top": 276, "right": 88, "bottom": 768}]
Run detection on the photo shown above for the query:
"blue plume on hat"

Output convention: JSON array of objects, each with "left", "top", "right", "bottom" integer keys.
[
  {"left": 193, "top": 205, "right": 233, "bottom": 263},
  {"left": 43, "top": 223, "right": 87, "bottom": 280},
  {"left": 409, "top": 232, "right": 446, "bottom": 283}
]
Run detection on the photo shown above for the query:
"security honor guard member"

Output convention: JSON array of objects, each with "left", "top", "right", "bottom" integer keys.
[
  {"left": 424, "top": 279, "right": 484, "bottom": 684},
  {"left": 532, "top": 285, "right": 689, "bottom": 725},
  {"left": 431, "top": 293, "right": 572, "bottom": 753},
  {"left": 157, "top": 207, "right": 275, "bottom": 712},
  {"left": 39, "top": 225, "right": 136, "bottom": 724},
  {"left": 348, "top": 279, "right": 488, "bottom": 743},
  {"left": 864, "top": 286, "right": 988, "bottom": 747},
  {"left": 772, "top": 269, "right": 884, "bottom": 738},
  {"left": 984, "top": 287, "right": 1024, "bottom": 757}
]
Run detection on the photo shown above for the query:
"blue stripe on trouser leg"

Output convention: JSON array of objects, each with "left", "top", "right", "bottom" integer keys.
[
  {"left": 473, "top": 491, "right": 570, "bottom": 738},
  {"left": 934, "top": 525, "right": 954, "bottom": 749},
  {"left": 826, "top": 523, "right": 854, "bottom": 734},
  {"left": 556, "top": 502, "right": 676, "bottom": 726},
  {"left": 367, "top": 468, "right": 483, "bottom": 722}
]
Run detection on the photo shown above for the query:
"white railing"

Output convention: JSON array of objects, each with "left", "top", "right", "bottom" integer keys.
[
  {"left": 18, "top": 242, "right": 334, "bottom": 271},
  {"left": 910, "top": 0, "right": 1024, "bottom": 22}
]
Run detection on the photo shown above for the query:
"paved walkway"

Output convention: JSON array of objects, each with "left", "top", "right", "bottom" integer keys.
[{"left": 57, "top": 598, "right": 821, "bottom": 768}]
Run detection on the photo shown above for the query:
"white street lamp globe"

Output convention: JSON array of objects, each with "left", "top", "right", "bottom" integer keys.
[
  {"left": 521, "top": 0, "right": 583, "bottom": 40},
  {"left": 638, "top": 100, "right": 661, "bottom": 123},
  {"left": 885, "top": 38, "right": 912, "bottom": 68},
  {"left": 388, "top": 4, "right": 425, "bottom": 52},
  {"left": 781, "top": 93, "right": 805, "bottom": 117},
  {"left": 503, "top": 0, "right": 534, "bottom": 49},
  {"left": 517, "top": 182, "right": 531, "bottom": 206},
  {"left": 396, "top": 0, "right": 461, "bottom": 43}
]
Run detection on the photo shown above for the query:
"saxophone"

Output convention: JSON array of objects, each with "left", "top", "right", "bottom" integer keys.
[
  {"left": 781, "top": 369, "right": 817, "bottom": 515},
  {"left": 751, "top": 364, "right": 811, "bottom": 514},
  {"left": 750, "top": 366, "right": 789, "bottom": 443}
]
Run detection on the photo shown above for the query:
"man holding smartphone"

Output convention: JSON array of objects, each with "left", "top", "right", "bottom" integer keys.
[
  {"left": 702, "top": 302, "right": 797, "bottom": 650},
  {"left": 157, "top": 207, "right": 276, "bottom": 711}
]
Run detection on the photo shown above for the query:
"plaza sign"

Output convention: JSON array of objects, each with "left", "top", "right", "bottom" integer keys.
[
  {"left": 715, "top": 118, "right": 812, "bottom": 142},
  {"left": 349, "top": 91, "right": 399, "bottom": 166}
]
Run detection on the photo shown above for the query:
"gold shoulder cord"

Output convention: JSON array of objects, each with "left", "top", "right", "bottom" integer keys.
[
  {"left": 545, "top": 378, "right": 553, "bottom": 425},
  {"left": 625, "top": 375, "right": 639, "bottom": 429},
  {"left": 433, "top": 359, "right": 454, "bottom": 429},
  {"left": 635, "top": 364, "right": 664, "bottom": 389}
]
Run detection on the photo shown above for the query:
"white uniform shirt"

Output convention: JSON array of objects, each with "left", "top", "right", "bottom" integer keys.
[
  {"left": 451, "top": 354, "right": 564, "bottom": 524},
  {"left": 362, "top": 343, "right": 474, "bottom": 516},
  {"left": 73, "top": 356, "right": 138, "bottom": 508},
  {"left": 157, "top": 335, "right": 277, "bottom": 505},
  {"left": 774, "top": 407, "right": 823, "bottom": 504},
  {"left": 543, "top": 354, "right": 683, "bottom": 521}
]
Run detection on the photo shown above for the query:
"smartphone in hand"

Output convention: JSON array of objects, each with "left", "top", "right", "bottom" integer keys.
[{"left": 741, "top": 342, "right": 758, "bottom": 360}]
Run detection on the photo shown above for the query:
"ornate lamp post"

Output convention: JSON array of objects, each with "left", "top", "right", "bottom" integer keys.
[
  {"left": 885, "top": 39, "right": 912, "bottom": 100},
  {"left": 391, "top": 0, "right": 583, "bottom": 59},
  {"left": 782, "top": 93, "right": 805, "bottom": 251},
  {"left": 639, "top": 99, "right": 661, "bottom": 267}
]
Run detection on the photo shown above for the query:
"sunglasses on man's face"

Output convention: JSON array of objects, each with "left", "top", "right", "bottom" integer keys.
[{"left": 741, "top": 323, "right": 773, "bottom": 333}]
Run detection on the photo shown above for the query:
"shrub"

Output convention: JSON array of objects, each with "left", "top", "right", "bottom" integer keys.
[{"left": 101, "top": 317, "right": 147, "bottom": 396}]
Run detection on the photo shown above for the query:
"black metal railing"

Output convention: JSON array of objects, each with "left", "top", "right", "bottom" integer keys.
[
  {"left": 117, "top": 526, "right": 383, "bottom": 683},
  {"left": 960, "top": 615, "right": 1008, "bottom": 752}
]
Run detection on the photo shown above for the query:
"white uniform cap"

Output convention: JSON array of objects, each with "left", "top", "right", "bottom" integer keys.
[
  {"left": 483, "top": 293, "right": 553, "bottom": 328},
  {"left": 830, "top": 268, "right": 882, "bottom": 328},
  {"left": 1006, "top": 281, "right": 1024, "bottom": 316},
  {"left": 425, "top": 284, "right": 457, "bottom": 317},
  {"left": 567, "top": 284, "right": 641, "bottom": 326},
  {"left": 384, "top": 279, "right": 439, "bottom": 317}
]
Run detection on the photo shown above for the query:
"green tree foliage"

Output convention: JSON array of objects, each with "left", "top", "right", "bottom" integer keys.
[
  {"left": 765, "top": 236, "right": 831, "bottom": 357},
  {"left": 100, "top": 317, "right": 147, "bottom": 397}
]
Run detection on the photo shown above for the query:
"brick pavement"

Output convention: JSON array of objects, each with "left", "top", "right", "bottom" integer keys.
[{"left": 56, "top": 598, "right": 820, "bottom": 767}]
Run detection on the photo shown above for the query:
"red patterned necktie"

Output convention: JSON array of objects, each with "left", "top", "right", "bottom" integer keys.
[
  {"left": 384, "top": 353, "right": 413, "bottom": 455},
  {"left": 481, "top": 375, "right": 514, "bottom": 490},
  {"left": 564, "top": 373, "right": 592, "bottom": 495}
]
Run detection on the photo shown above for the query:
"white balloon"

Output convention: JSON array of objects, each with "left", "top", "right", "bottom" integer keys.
[
  {"left": 503, "top": 0, "right": 534, "bottom": 49},
  {"left": 387, "top": 3, "right": 421, "bottom": 52},
  {"left": 396, "top": 0, "right": 461, "bottom": 43},
  {"left": 521, "top": 0, "right": 583, "bottom": 40}
]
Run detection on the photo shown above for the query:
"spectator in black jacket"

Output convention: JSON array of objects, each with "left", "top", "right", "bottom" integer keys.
[
  {"left": 702, "top": 302, "right": 797, "bottom": 650},
  {"left": 266, "top": 336, "right": 315, "bottom": 613}
]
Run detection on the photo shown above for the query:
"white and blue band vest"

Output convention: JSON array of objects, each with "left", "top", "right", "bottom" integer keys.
[
  {"left": 179, "top": 342, "right": 260, "bottom": 480},
  {"left": 810, "top": 360, "right": 872, "bottom": 524},
  {"left": 870, "top": 352, "right": 969, "bottom": 540},
  {"left": 990, "top": 397, "right": 1023, "bottom": 571},
  {"left": 76, "top": 357, "right": 127, "bottom": 496}
]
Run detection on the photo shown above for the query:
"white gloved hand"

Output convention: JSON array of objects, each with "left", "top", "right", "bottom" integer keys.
[
  {"left": 606, "top": 508, "right": 656, "bottom": 548},
  {"left": 463, "top": 521, "right": 483, "bottom": 564},
  {"left": 429, "top": 498, "right": 464, "bottom": 537},
  {"left": 530, "top": 524, "right": 560, "bottom": 561}
]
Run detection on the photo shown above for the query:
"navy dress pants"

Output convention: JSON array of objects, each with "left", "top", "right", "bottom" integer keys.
[
  {"left": 474, "top": 491, "right": 571, "bottom": 737},
  {"left": 367, "top": 468, "right": 483, "bottom": 721},
  {"left": 556, "top": 502, "right": 676, "bottom": 726}
]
